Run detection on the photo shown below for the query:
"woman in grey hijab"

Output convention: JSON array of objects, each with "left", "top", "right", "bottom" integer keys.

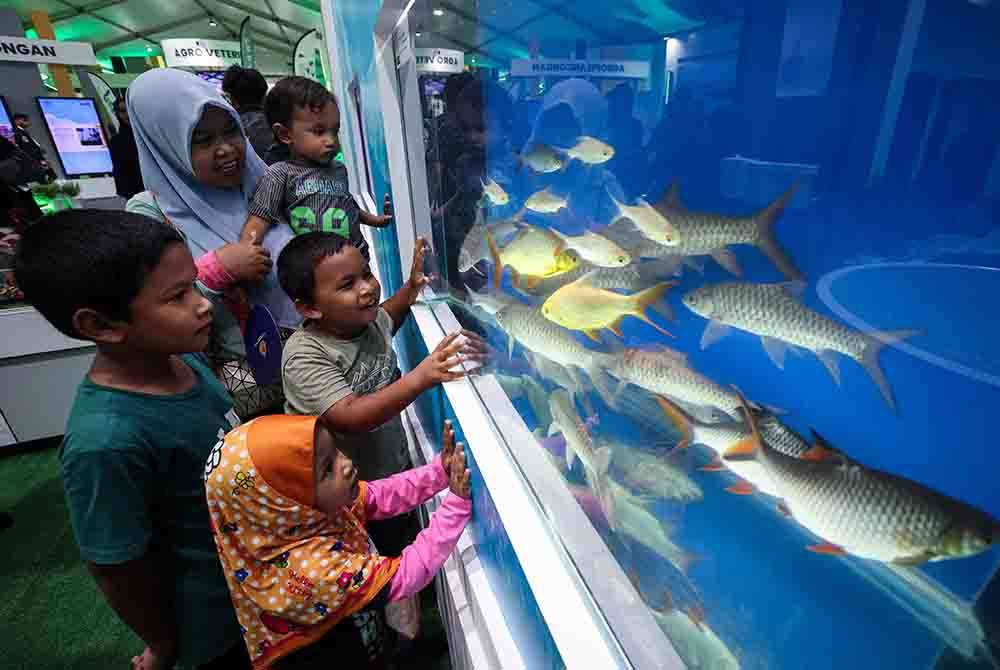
[{"left": 126, "top": 68, "right": 285, "bottom": 415}]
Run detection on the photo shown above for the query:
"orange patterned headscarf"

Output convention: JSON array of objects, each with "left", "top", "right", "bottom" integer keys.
[{"left": 204, "top": 415, "right": 400, "bottom": 668}]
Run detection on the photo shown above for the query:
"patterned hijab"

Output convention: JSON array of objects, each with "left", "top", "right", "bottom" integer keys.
[{"left": 204, "top": 415, "right": 400, "bottom": 668}]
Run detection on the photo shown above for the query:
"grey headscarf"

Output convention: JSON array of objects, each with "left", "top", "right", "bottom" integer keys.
[{"left": 128, "top": 68, "right": 268, "bottom": 257}]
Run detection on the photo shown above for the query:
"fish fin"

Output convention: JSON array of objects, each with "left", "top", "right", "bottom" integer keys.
[
  {"left": 755, "top": 181, "right": 805, "bottom": 281},
  {"left": 807, "top": 542, "right": 847, "bottom": 556},
  {"left": 524, "top": 275, "right": 542, "bottom": 290},
  {"left": 777, "top": 501, "right": 792, "bottom": 518},
  {"left": 892, "top": 553, "right": 934, "bottom": 567},
  {"left": 654, "top": 395, "right": 694, "bottom": 450},
  {"left": 816, "top": 350, "right": 842, "bottom": 385},
  {"left": 801, "top": 444, "right": 841, "bottom": 463},
  {"left": 583, "top": 329, "right": 603, "bottom": 343},
  {"left": 507, "top": 333, "right": 514, "bottom": 359},
  {"left": 710, "top": 248, "right": 744, "bottom": 277},
  {"left": 632, "top": 281, "right": 676, "bottom": 338},
  {"left": 761, "top": 336, "right": 790, "bottom": 369},
  {"left": 486, "top": 231, "right": 503, "bottom": 289},
  {"left": 780, "top": 280, "right": 807, "bottom": 298},
  {"left": 638, "top": 257, "right": 684, "bottom": 281},
  {"left": 608, "top": 322, "right": 625, "bottom": 338},
  {"left": 654, "top": 181, "right": 685, "bottom": 211},
  {"left": 594, "top": 446, "right": 613, "bottom": 475},
  {"left": 676, "top": 551, "right": 702, "bottom": 575},
  {"left": 700, "top": 320, "right": 732, "bottom": 350},
  {"left": 722, "top": 436, "right": 757, "bottom": 462},
  {"left": 725, "top": 481, "right": 756, "bottom": 495},
  {"left": 700, "top": 457, "right": 725, "bottom": 472},
  {"left": 684, "top": 257, "right": 707, "bottom": 274},
  {"left": 860, "top": 330, "right": 920, "bottom": 412}
]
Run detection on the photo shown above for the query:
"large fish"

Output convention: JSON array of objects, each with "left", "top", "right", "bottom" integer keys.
[
  {"left": 604, "top": 345, "right": 745, "bottom": 420},
  {"left": 651, "top": 593, "right": 741, "bottom": 670},
  {"left": 549, "top": 390, "right": 615, "bottom": 526},
  {"left": 656, "top": 396, "right": 810, "bottom": 499},
  {"left": 651, "top": 182, "right": 804, "bottom": 280},
  {"left": 609, "top": 478, "right": 697, "bottom": 574},
  {"left": 608, "top": 191, "right": 680, "bottom": 247},
  {"left": 550, "top": 228, "right": 631, "bottom": 268},
  {"left": 725, "top": 391, "right": 1000, "bottom": 565},
  {"left": 458, "top": 214, "right": 521, "bottom": 273},
  {"left": 524, "top": 350, "right": 595, "bottom": 415},
  {"left": 682, "top": 281, "right": 918, "bottom": 411},
  {"left": 494, "top": 372, "right": 553, "bottom": 433},
  {"left": 486, "top": 225, "right": 580, "bottom": 290},
  {"left": 465, "top": 284, "right": 522, "bottom": 316},
  {"left": 541, "top": 272, "right": 674, "bottom": 341},
  {"left": 493, "top": 302, "right": 614, "bottom": 394},
  {"left": 603, "top": 437, "right": 703, "bottom": 503}
]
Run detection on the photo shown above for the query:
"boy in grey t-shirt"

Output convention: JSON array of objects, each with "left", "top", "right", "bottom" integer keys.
[{"left": 277, "top": 232, "right": 486, "bottom": 553}]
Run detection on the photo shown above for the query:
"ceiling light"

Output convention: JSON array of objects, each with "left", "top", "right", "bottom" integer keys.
[
  {"left": 415, "top": 31, "right": 422, "bottom": 36},
  {"left": 433, "top": 8, "right": 444, "bottom": 16},
  {"left": 209, "top": 18, "right": 217, "bottom": 26}
]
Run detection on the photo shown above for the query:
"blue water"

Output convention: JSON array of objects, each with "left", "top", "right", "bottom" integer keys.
[{"left": 420, "top": 0, "right": 1000, "bottom": 667}]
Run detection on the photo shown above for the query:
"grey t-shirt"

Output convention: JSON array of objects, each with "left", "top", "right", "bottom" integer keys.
[
  {"left": 281, "top": 308, "right": 409, "bottom": 479},
  {"left": 248, "top": 159, "right": 369, "bottom": 257}
]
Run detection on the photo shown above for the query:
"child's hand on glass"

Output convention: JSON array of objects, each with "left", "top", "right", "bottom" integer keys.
[
  {"left": 441, "top": 420, "right": 457, "bottom": 474},
  {"left": 406, "top": 237, "right": 434, "bottom": 301},
  {"left": 448, "top": 441, "right": 471, "bottom": 500},
  {"left": 413, "top": 330, "right": 489, "bottom": 387}
]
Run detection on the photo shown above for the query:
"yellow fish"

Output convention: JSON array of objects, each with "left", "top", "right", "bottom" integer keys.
[
  {"left": 487, "top": 226, "right": 580, "bottom": 290},
  {"left": 542, "top": 271, "right": 675, "bottom": 341}
]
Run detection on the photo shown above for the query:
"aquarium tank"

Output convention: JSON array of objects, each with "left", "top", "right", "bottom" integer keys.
[{"left": 377, "top": 0, "right": 1000, "bottom": 667}]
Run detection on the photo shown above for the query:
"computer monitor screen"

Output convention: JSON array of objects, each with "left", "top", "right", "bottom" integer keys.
[
  {"left": 195, "top": 70, "right": 226, "bottom": 91},
  {"left": 36, "top": 97, "right": 114, "bottom": 177},
  {"left": 0, "top": 96, "right": 14, "bottom": 145}
]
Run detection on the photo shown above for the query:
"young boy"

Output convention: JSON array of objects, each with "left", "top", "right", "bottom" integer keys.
[
  {"left": 277, "top": 232, "right": 486, "bottom": 555},
  {"left": 242, "top": 76, "right": 391, "bottom": 255},
  {"left": 15, "top": 210, "right": 248, "bottom": 670}
]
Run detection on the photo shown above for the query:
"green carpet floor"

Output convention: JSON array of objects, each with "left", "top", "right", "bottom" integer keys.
[
  {"left": 1, "top": 442, "right": 452, "bottom": 670},
  {"left": 1, "top": 441, "right": 141, "bottom": 670}
]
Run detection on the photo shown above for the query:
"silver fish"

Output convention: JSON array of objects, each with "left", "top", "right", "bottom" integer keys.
[
  {"left": 480, "top": 176, "right": 509, "bottom": 205},
  {"left": 652, "top": 182, "right": 803, "bottom": 280},
  {"left": 525, "top": 187, "right": 568, "bottom": 214},
  {"left": 602, "top": 438, "right": 703, "bottom": 503},
  {"left": 726, "top": 393, "right": 1000, "bottom": 565},
  {"left": 549, "top": 390, "right": 616, "bottom": 527},
  {"left": 651, "top": 602, "right": 741, "bottom": 670},
  {"left": 682, "top": 281, "right": 918, "bottom": 411},
  {"left": 559, "top": 135, "right": 615, "bottom": 165},
  {"left": 465, "top": 284, "right": 522, "bottom": 316},
  {"left": 493, "top": 302, "right": 614, "bottom": 394},
  {"left": 518, "top": 258, "right": 678, "bottom": 298},
  {"left": 494, "top": 373, "right": 553, "bottom": 432},
  {"left": 608, "top": 478, "right": 696, "bottom": 574},
  {"left": 656, "top": 396, "right": 810, "bottom": 499},
  {"left": 521, "top": 143, "right": 566, "bottom": 173},
  {"left": 605, "top": 346, "right": 745, "bottom": 420}
]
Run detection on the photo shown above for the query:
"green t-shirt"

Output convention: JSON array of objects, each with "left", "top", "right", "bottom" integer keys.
[{"left": 60, "top": 354, "right": 242, "bottom": 667}]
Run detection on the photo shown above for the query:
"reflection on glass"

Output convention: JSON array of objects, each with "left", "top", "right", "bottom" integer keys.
[{"left": 409, "top": 0, "right": 1000, "bottom": 667}]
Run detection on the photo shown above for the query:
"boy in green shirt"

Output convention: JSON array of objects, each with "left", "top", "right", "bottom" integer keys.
[{"left": 15, "top": 211, "right": 248, "bottom": 670}]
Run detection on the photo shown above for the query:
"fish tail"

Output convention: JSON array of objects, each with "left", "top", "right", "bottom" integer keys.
[
  {"left": 632, "top": 281, "right": 676, "bottom": 336},
  {"left": 654, "top": 395, "right": 694, "bottom": 450},
  {"left": 485, "top": 230, "right": 503, "bottom": 289},
  {"left": 755, "top": 181, "right": 804, "bottom": 281},
  {"left": 860, "top": 329, "right": 920, "bottom": 412},
  {"left": 606, "top": 187, "right": 626, "bottom": 219},
  {"left": 722, "top": 386, "right": 764, "bottom": 462}
]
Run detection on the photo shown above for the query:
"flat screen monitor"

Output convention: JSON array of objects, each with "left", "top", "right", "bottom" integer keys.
[
  {"left": 195, "top": 70, "right": 226, "bottom": 91},
  {"left": 0, "top": 96, "right": 14, "bottom": 145},
  {"left": 36, "top": 97, "right": 114, "bottom": 177}
]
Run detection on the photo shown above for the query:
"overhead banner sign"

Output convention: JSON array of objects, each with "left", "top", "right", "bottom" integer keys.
[
  {"left": 239, "top": 17, "right": 256, "bottom": 69},
  {"left": 415, "top": 48, "right": 464, "bottom": 74},
  {"left": 0, "top": 36, "right": 96, "bottom": 66},
  {"left": 510, "top": 58, "right": 650, "bottom": 79},
  {"left": 162, "top": 39, "right": 241, "bottom": 69}
]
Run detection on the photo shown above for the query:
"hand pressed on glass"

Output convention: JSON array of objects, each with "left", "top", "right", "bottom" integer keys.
[{"left": 413, "top": 330, "right": 489, "bottom": 386}]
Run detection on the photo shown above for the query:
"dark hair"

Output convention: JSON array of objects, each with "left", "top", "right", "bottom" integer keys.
[
  {"left": 222, "top": 65, "right": 268, "bottom": 110},
  {"left": 13, "top": 113, "right": 28, "bottom": 122},
  {"left": 14, "top": 210, "right": 184, "bottom": 338},
  {"left": 277, "top": 232, "right": 351, "bottom": 303},
  {"left": 265, "top": 76, "right": 337, "bottom": 128}
]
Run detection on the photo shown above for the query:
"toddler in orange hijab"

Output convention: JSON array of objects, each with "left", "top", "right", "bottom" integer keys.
[{"left": 204, "top": 415, "right": 471, "bottom": 669}]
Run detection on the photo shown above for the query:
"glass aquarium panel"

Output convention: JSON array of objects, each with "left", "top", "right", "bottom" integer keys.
[{"left": 405, "top": 0, "right": 1000, "bottom": 667}]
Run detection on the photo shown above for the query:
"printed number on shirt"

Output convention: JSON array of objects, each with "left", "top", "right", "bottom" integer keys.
[{"left": 290, "top": 206, "right": 350, "bottom": 238}]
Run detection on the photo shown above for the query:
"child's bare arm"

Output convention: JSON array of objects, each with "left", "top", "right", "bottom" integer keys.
[
  {"left": 359, "top": 208, "right": 393, "bottom": 228},
  {"left": 88, "top": 553, "right": 177, "bottom": 667},
  {"left": 382, "top": 237, "right": 430, "bottom": 333},
  {"left": 240, "top": 215, "right": 272, "bottom": 244},
  {"left": 321, "top": 333, "right": 485, "bottom": 434}
]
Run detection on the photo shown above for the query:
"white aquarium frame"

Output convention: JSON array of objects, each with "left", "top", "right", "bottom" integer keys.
[{"left": 320, "top": 1, "right": 686, "bottom": 668}]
